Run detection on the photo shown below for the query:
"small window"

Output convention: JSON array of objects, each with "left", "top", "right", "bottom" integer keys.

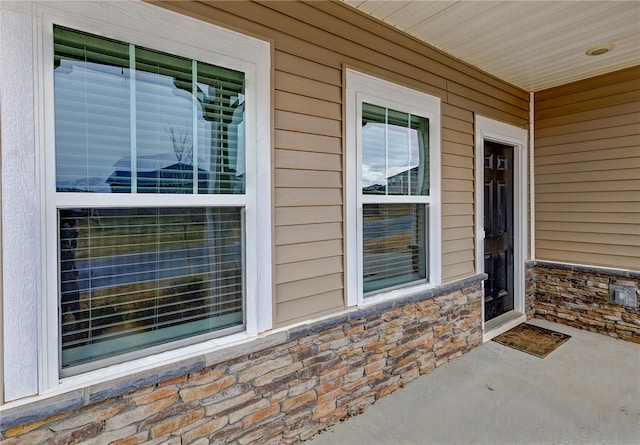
[
  {"left": 346, "top": 70, "right": 441, "bottom": 305},
  {"left": 361, "top": 103, "right": 430, "bottom": 293},
  {"left": 52, "top": 26, "right": 260, "bottom": 373}
]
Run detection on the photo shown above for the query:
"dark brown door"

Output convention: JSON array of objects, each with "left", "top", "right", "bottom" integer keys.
[{"left": 484, "top": 141, "right": 514, "bottom": 321}]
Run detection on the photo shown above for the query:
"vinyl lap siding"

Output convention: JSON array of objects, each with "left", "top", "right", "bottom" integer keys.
[
  {"left": 535, "top": 66, "right": 640, "bottom": 271},
  {"left": 274, "top": 54, "right": 345, "bottom": 324},
  {"left": 442, "top": 104, "right": 476, "bottom": 280},
  {"left": 156, "top": 0, "right": 528, "bottom": 326}
]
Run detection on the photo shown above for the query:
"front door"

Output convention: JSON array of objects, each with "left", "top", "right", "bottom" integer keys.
[{"left": 483, "top": 141, "right": 514, "bottom": 321}]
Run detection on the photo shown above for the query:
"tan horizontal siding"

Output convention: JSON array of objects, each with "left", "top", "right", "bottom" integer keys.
[
  {"left": 275, "top": 169, "right": 342, "bottom": 188},
  {"left": 156, "top": 0, "right": 529, "bottom": 326},
  {"left": 536, "top": 202, "right": 640, "bottom": 214},
  {"left": 535, "top": 66, "right": 640, "bottom": 104},
  {"left": 440, "top": 105, "right": 476, "bottom": 284},
  {"left": 535, "top": 91, "right": 640, "bottom": 122},
  {"left": 537, "top": 212, "right": 640, "bottom": 225},
  {"left": 275, "top": 188, "right": 343, "bottom": 207},
  {"left": 442, "top": 115, "right": 474, "bottom": 135},
  {"left": 536, "top": 101, "right": 640, "bottom": 130},
  {"left": 536, "top": 191, "right": 639, "bottom": 203},
  {"left": 536, "top": 169, "right": 639, "bottom": 185},
  {"left": 443, "top": 261, "right": 476, "bottom": 282},
  {"left": 536, "top": 179, "right": 640, "bottom": 193},
  {"left": 442, "top": 178, "right": 474, "bottom": 193},
  {"left": 442, "top": 166, "right": 474, "bottom": 181},
  {"left": 535, "top": 79, "right": 640, "bottom": 111},
  {"left": 442, "top": 153, "right": 473, "bottom": 169},
  {"left": 535, "top": 249, "right": 638, "bottom": 271},
  {"left": 276, "top": 290, "right": 344, "bottom": 326},
  {"left": 443, "top": 227, "right": 474, "bottom": 241},
  {"left": 442, "top": 203, "right": 474, "bottom": 217},
  {"left": 275, "top": 149, "right": 341, "bottom": 171},
  {"left": 535, "top": 112, "right": 640, "bottom": 138},
  {"left": 537, "top": 231, "right": 640, "bottom": 247},
  {"left": 275, "top": 51, "right": 342, "bottom": 86},
  {"left": 535, "top": 124, "right": 639, "bottom": 148},
  {"left": 275, "top": 131, "right": 341, "bottom": 154},
  {"left": 536, "top": 240, "right": 638, "bottom": 258},
  {"left": 274, "top": 110, "right": 341, "bottom": 136},
  {"left": 275, "top": 222, "right": 342, "bottom": 246},
  {"left": 534, "top": 135, "right": 638, "bottom": 157},
  {"left": 276, "top": 239, "right": 343, "bottom": 265},
  {"left": 276, "top": 256, "right": 343, "bottom": 284},
  {"left": 537, "top": 221, "right": 640, "bottom": 236},
  {"left": 443, "top": 250, "right": 474, "bottom": 267},
  {"left": 534, "top": 66, "right": 640, "bottom": 271},
  {"left": 275, "top": 91, "right": 341, "bottom": 120},
  {"left": 535, "top": 147, "right": 639, "bottom": 167},
  {"left": 443, "top": 215, "right": 474, "bottom": 229},
  {"left": 275, "top": 206, "right": 342, "bottom": 226},
  {"left": 442, "top": 191, "right": 474, "bottom": 204},
  {"left": 277, "top": 273, "right": 344, "bottom": 303},
  {"left": 275, "top": 71, "right": 342, "bottom": 103}
]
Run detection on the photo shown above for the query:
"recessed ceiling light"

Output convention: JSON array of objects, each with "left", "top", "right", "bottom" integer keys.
[{"left": 586, "top": 44, "right": 614, "bottom": 56}]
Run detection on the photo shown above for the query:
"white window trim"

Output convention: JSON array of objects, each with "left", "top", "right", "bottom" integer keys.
[
  {"left": 23, "top": 1, "right": 272, "bottom": 393},
  {"left": 474, "top": 115, "right": 528, "bottom": 341},
  {"left": 345, "top": 69, "right": 441, "bottom": 307}
]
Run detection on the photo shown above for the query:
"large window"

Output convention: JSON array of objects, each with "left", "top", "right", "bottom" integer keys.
[
  {"left": 53, "top": 27, "right": 248, "bottom": 371},
  {"left": 0, "top": 1, "right": 270, "bottom": 399},
  {"left": 346, "top": 70, "right": 441, "bottom": 305},
  {"left": 44, "top": 13, "right": 271, "bottom": 377}
]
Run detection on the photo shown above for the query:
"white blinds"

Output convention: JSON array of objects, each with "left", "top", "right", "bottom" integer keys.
[
  {"left": 59, "top": 207, "right": 244, "bottom": 368},
  {"left": 54, "top": 26, "right": 248, "bottom": 370},
  {"left": 362, "top": 204, "right": 427, "bottom": 293},
  {"left": 54, "top": 26, "right": 245, "bottom": 195}
]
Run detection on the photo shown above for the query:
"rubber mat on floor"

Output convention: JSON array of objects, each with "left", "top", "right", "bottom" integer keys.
[{"left": 493, "top": 323, "right": 571, "bottom": 358}]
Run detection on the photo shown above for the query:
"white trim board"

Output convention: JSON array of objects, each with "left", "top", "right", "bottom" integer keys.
[{"left": 474, "top": 115, "right": 528, "bottom": 341}]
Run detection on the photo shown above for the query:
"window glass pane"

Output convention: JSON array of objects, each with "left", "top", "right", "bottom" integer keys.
[
  {"left": 59, "top": 207, "right": 244, "bottom": 369},
  {"left": 363, "top": 203, "right": 427, "bottom": 293},
  {"left": 54, "top": 26, "right": 245, "bottom": 194},
  {"left": 54, "top": 27, "right": 131, "bottom": 193},
  {"left": 197, "top": 61, "right": 246, "bottom": 194},
  {"left": 134, "top": 48, "right": 195, "bottom": 193},
  {"left": 361, "top": 103, "right": 429, "bottom": 196}
]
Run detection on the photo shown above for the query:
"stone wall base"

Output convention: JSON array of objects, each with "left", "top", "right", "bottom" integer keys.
[
  {"left": 1, "top": 280, "right": 483, "bottom": 445},
  {"left": 529, "top": 262, "right": 640, "bottom": 343}
]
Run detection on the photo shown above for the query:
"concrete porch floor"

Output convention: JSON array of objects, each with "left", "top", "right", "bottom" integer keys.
[{"left": 308, "top": 319, "right": 640, "bottom": 445}]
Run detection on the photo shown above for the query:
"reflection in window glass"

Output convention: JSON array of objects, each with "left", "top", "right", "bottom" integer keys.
[
  {"left": 363, "top": 204, "right": 427, "bottom": 293},
  {"left": 59, "top": 207, "right": 244, "bottom": 368},
  {"left": 54, "top": 26, "right": 245, "bottom": 194},
  {"left": 53, "top": 26, "right": 250, "bottom": 372},
  {"left": 361, "top": 103, "right": 429, "bottom": 196}
]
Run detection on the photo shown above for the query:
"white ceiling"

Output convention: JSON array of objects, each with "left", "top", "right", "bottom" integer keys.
[{"left": 343, "top": 0, "right": 640, "bottom": 92}]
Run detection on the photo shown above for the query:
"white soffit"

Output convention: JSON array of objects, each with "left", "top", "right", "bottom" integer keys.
[{"left": 344, "top": 0, "right": 640, "bottom": 92}]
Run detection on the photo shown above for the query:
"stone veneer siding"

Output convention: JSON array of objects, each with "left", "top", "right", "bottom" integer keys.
[
  {"left": 530, "top": 261, "right": 640, "bottom": 343},
  {"left": 0, "top": 277, "right": 483, "bottom": 445}
]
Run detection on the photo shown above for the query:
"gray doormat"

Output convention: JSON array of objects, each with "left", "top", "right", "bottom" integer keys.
[{"left": 493, "top": 323, "right": 571, "bottom": 358}]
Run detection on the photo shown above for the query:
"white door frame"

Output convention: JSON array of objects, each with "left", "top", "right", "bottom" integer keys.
[{"left": 475, "top": 115, "right": 528, "bottom": 342}]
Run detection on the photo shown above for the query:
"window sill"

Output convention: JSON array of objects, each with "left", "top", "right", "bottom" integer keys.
[{"left": 363, "top": 281, "right": 436, "bottom": 307}]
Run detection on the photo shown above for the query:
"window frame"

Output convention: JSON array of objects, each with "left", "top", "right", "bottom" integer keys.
[
  {"left": 345, "top": 69, "right": 441, "bottom": 307},
  {"left": 36, "top": 2, "right": 272, "bottom": 388}
]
